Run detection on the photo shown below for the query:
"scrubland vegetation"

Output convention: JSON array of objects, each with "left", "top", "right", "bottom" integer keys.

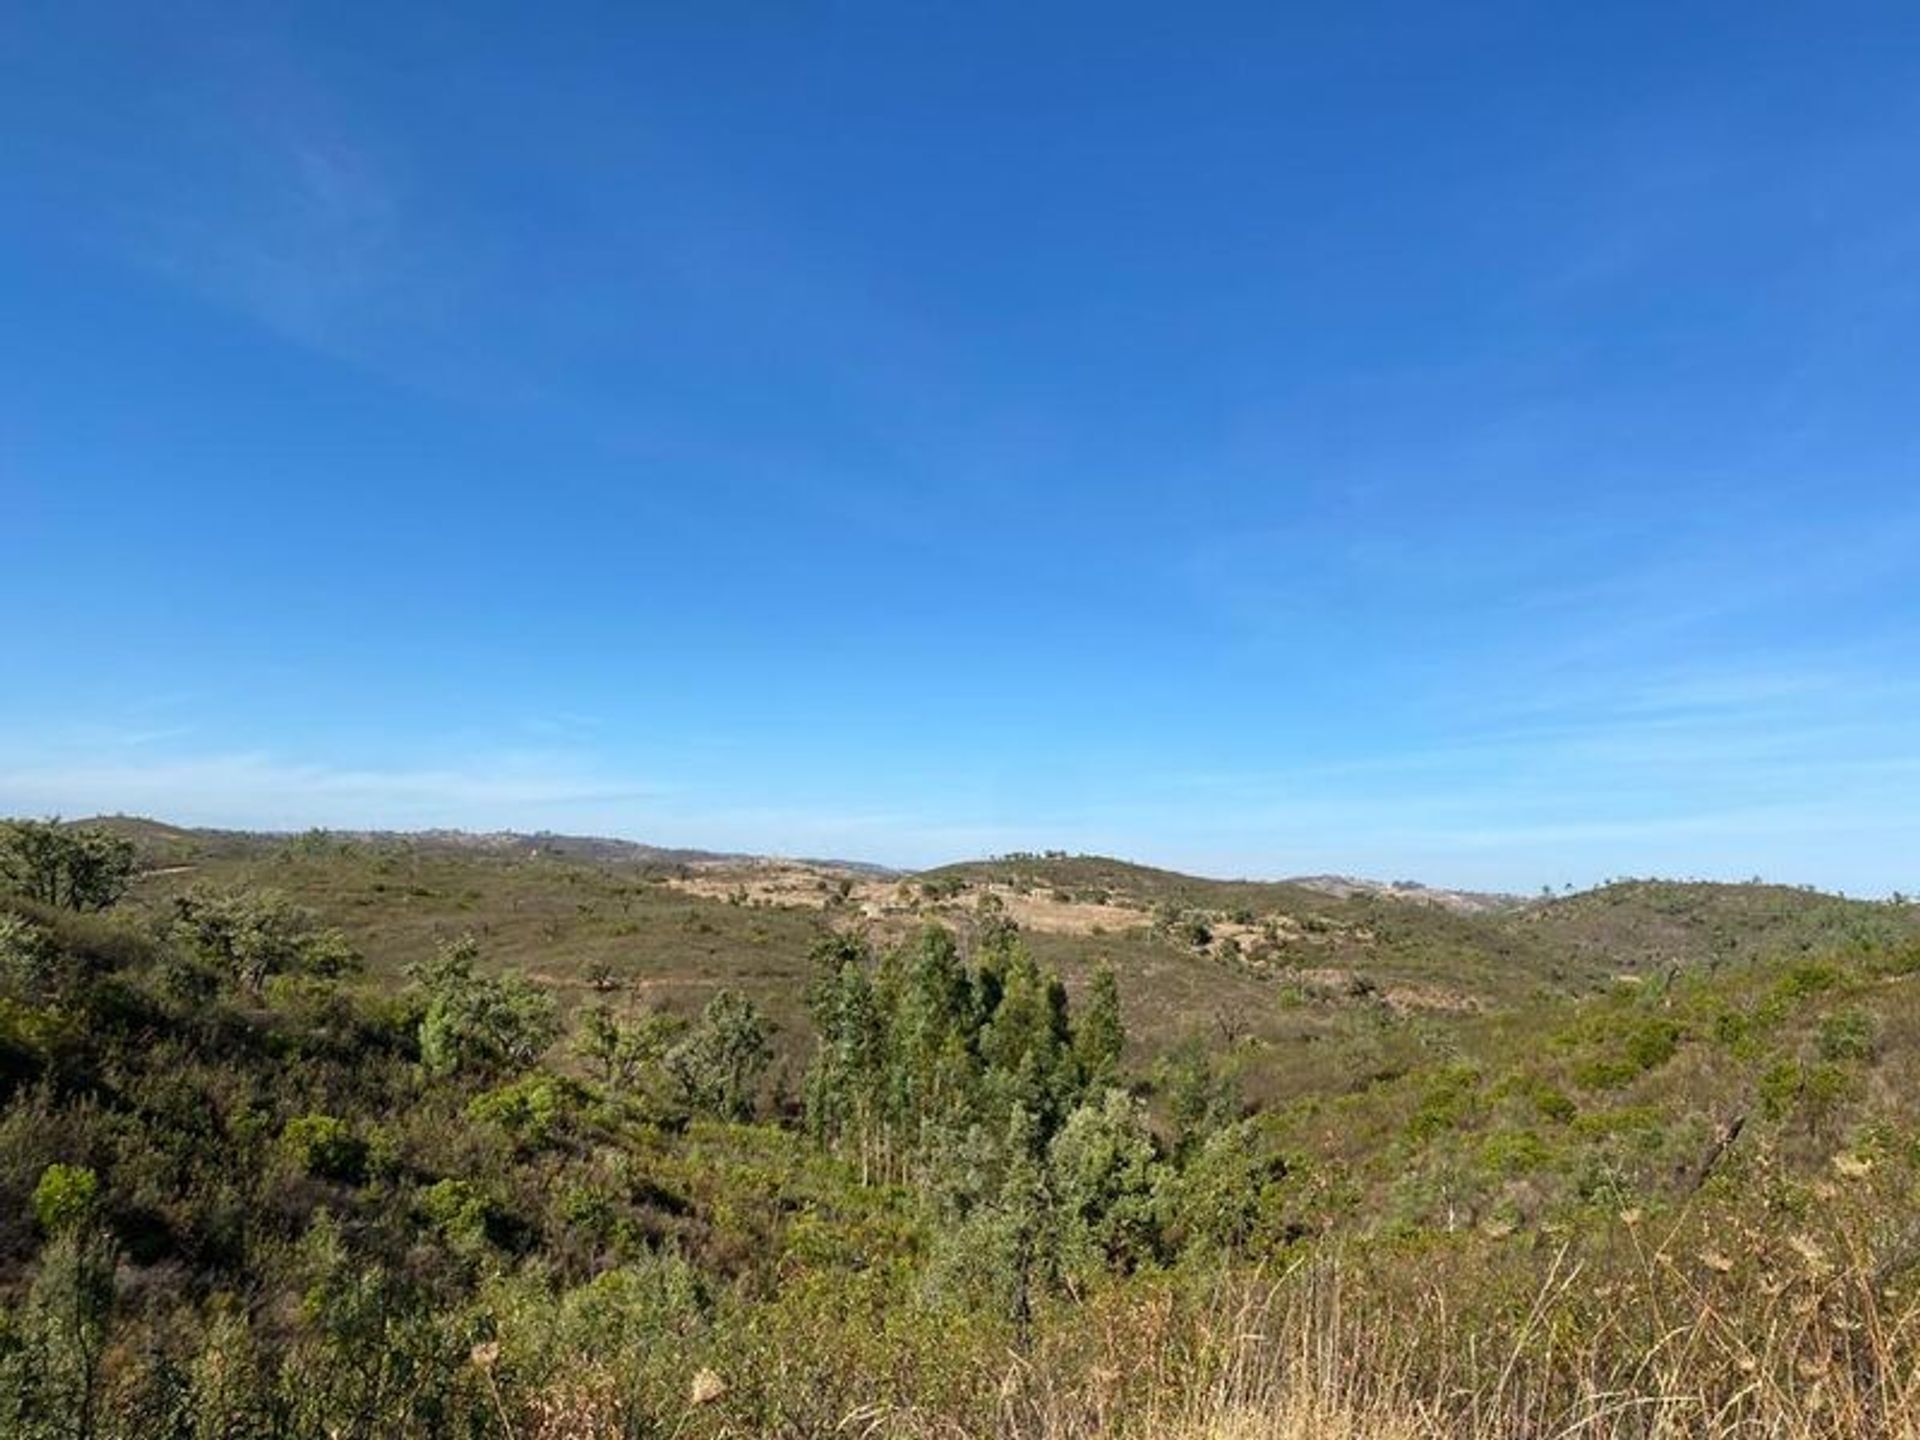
[{"left": 4, "top": 816, "right": 1920, "bottom": 1437}]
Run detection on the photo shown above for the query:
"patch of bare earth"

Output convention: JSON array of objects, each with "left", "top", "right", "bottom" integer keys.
[
  {"left": 980, "top": 886, "right": 1147, "bottom": 935},
  {"left": 664, "top": 868, "right": 1151, "bottom": 938},
  {"left": 661, "top": 868, "right": 1474, "bottom": 1012}
]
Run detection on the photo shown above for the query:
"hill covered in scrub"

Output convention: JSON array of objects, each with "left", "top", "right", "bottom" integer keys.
[{"left": 4, "top": 815, "right": 1920, "bottom": 1437}]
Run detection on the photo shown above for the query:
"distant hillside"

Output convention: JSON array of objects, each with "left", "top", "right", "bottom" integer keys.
[
  {"left": 917, "top": 853, "right": 1339, "bottom": 911},
  {"left": 58, "top": 819, "right": 1920, "bottom": 1106},
  {"left": 1286, "top": 873, "right": 1523, "bottom": 914},
  {"left": 73, "top": 815, "right": 859, "bottom": 872},
  {"left": 923, "top": 853, "right": 1519, "bottom": 915},
  {"left": 1513, "top": 878, "right": 1920, "bottom": 975}
]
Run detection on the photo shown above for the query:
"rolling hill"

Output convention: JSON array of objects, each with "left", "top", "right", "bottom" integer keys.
[
  {"left": 72, "top": 818, "right": 1920, "bottom": 1106},
  {"left": 9, "top": 814, "right": 1920, "bottom": 1436}
]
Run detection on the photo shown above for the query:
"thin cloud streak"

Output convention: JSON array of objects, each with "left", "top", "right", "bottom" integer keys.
[{"left": 0, "top": 752, "right": 660, "bottom": 833}]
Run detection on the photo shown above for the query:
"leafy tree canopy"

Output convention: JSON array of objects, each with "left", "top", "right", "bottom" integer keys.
[{"left": 0, "top": 820, "right": 134, "bottom": 913}]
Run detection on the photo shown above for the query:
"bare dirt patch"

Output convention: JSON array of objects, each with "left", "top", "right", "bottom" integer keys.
[{"left": 663, "top": 865, "right": 1153, "bottom": 939}]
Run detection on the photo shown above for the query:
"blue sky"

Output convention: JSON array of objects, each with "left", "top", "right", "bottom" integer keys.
[{"left": 4, "top": 3, "right": 1920, "bottom": 891}]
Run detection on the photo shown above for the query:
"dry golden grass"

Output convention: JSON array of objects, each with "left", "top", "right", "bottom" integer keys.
[{"left": 730, "top": 1225, "right": 1920, "bottom": 1440}]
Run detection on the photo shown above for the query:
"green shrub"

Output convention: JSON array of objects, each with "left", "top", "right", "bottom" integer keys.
[
  {"left": 1711, "top": 1007, "right": 1753, "bottom": 1048},
  {"left": 1756, "top": 960, "right": 1847, "bottom": 1026},
  {"left": 280, "top": 1114, "right": 370, "bottom": 1183},
  {"left": 0, "top": 994, "right": 70, "bottom": 1071},
  {"left": 1817, "top": 1009, "right": 1876, "bottom": 1062},
  {"left": 171, "top": 887, "right": 359, "bottom": 995},
  {"left": 1163, "top": 1118, "right": 1301, "bottom": 1257},
  {"left": 0, "top": 819, "right": 135, "bottom": 912},
  {"left": 1527, "top": 1082, "right": 1577, "bottom": 1125},
  {"left": 411, "top": 936, "right": 559, "bottom": 1079},
  {"left": 1624, "top": 1018, "right": 1681, "bottom": 1070},
  {"left": 1047, "top": 1089, "right": 1166, "bottom": 1275},
  {"left": 665, "top": 989, "right": 773, "bottom": 1121},
  {"left": 0, "top": 914, "right": 61, "bottom": 999},
  {"left": 1569, "top": 1104, "right": 1666, "bottom": 1142},
  {"left": 1573, "top": 1018, "right": 1681, "bottom": 1089},
  {"left": 1479, "top": 1128, "right": 1551, "bottom": 1176},
  {"left": 418, "top": 1177, "right": 496, "bottom": 1255},
  {"left": 1759, "top": 1059, "right": 1803, "bottom": 1120},
  {"left": 467, "top": 1073, "right": 586, "bottom": 1151},
  {"left": 1776, "top": 960, "right": 1844, "bottom": 1000},
  {"left": 1804, "top": 1060, "right": 1857, "bottom": 1112},
  {"left": 1407, "top": 1064, "right": 1481, "bottom": 1139},
  {"left": 33, "top": 1163, "right": 99, "bottom": 1233},
  {"left": 553, "top": 1176, "right": 620, "bottom": 1246}
]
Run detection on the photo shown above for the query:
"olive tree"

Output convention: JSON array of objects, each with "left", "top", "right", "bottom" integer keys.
[
  {"left": 170, "top": 887, "right": 359, "bottom": 996},
  {"left": 666, "top": 989, "right": 773, "bottom": 1120},
  {"left": 410, "top": 936, "right": 559, "bottom": 1079},
  {"left": 0, "top": 819, "right": 135, "bottom": 912}
]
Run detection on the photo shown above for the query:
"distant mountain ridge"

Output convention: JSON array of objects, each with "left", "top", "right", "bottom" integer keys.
[
  {"left": 71, "top": 814, "right": 898, "bottom": 875},
  {"left": 67, "top": 816, "right": 1897, "bottom": 910}
]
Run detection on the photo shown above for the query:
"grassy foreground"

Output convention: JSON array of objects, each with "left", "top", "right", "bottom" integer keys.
[{"left": 493, "top": 1236, "right": 1920, "bottom": 1439}]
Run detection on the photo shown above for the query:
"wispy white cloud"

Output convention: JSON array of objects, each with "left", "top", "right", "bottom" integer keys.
[
  {"left": 0, "top": 746, "right": 1029, "bottom": 867},
  {"left": 0, "top": 750, "right": 658, "bottom": 834},
  {"left": 131, "top": 110, "right": 404, "bottom": 365},
  {"left": 3, "top": 713, "right": 1918, "bottom": 891}
]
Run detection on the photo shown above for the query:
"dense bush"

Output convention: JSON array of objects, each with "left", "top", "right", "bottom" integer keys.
[{"left": 0, "top": 821, "right": 134, "bottom": 913}]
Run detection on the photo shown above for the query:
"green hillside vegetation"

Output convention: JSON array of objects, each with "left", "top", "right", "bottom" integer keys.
[
  {"left": 921, "top": 853, "right": 1343, "bottom": 912},
  {"left": 4, "top": 817, "right": 1920, "bottom": 1437},
  {"left": 1514, "top": 876, "right": 1920, "bottom": 973}
]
